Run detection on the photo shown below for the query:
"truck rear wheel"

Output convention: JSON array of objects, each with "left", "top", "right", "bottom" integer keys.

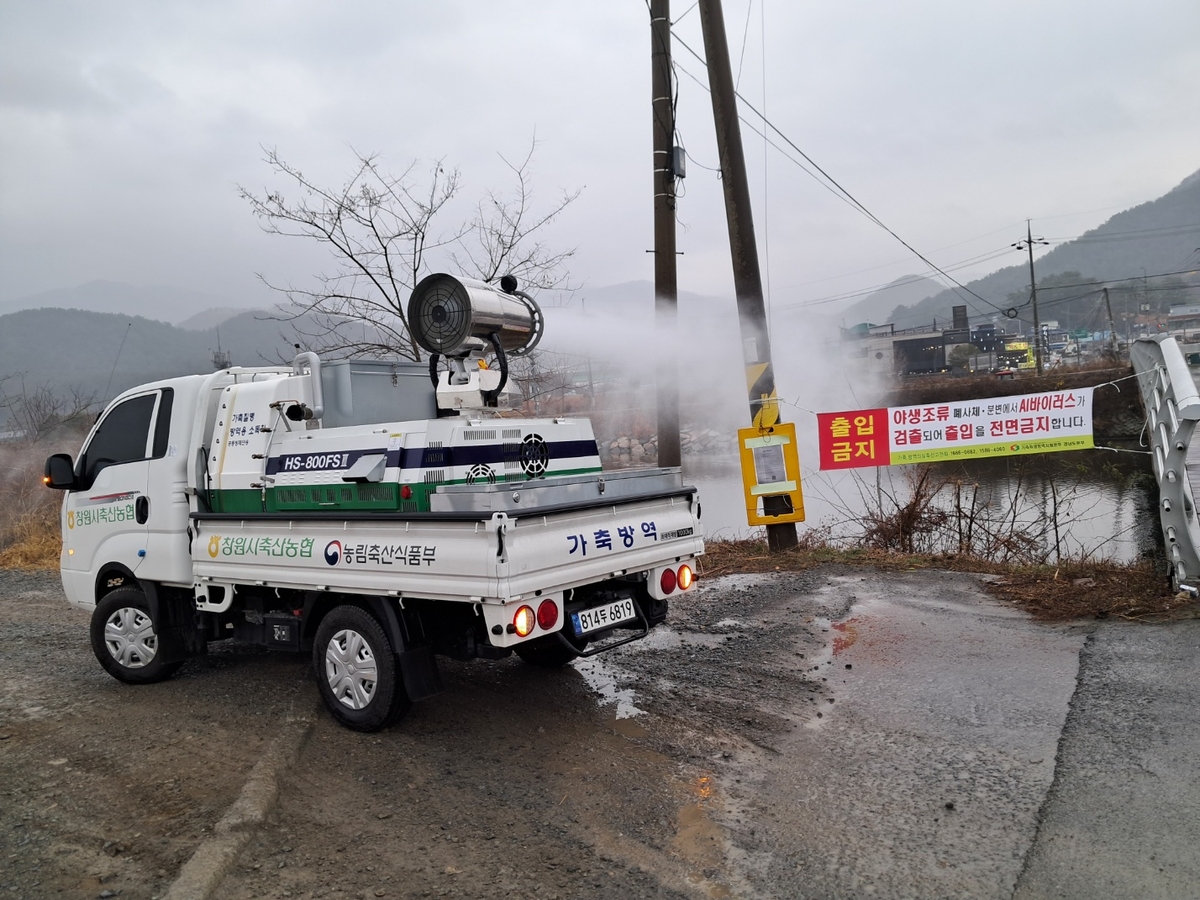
[
  {"left": 515, "top": 634, "right": 582, "bottom": 668},
  {"left": 313, "top": 607, "right": 410, "bottom": 732},
  {"left": 90, "top": 587, "right": 184, "bottom": 685}
]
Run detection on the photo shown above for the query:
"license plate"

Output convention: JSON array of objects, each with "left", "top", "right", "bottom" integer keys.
[{"left": 572, "top": 598, "right": 637, "bottom": 636}]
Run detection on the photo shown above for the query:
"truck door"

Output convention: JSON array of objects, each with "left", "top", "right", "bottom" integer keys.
[
  {"left": 62, "top": 391, "right": 162, "bottom": 590},
  {"left": 138, "top": 389, "right": 193, "bottom": 585}
]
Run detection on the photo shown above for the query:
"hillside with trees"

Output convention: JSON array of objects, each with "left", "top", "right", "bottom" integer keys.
[
  {"left": 875, "top": 168, "right": 1200, "bottom": 331},
  {"left": 0, "top": 307, "right": 304, "bottom": 410}
]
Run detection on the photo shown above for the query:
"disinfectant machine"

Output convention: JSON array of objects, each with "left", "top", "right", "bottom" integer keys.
[{"left": 45, "top": 275, "right": 703, "bottom": 730}]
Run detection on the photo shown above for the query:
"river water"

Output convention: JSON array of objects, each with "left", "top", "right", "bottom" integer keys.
[{"left": 681, "top": 449, "right": 1158, "bottom": 564}]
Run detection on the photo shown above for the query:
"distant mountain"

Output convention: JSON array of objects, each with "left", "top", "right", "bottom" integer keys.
[
  {"left": 889, "top": 168, "right": 1200, "bottom": 328},
  {"left": 0, "top": 285, "right": 861, "bottom": 433},
  {"left": 0, "top": 284, "right": 740, "bottom": 407},
  {"left": 838, "top": 275, "right": 943, "bottom": 327},
  {"left": 0, "top": 280, "right": 263, "bottom": 325},
  {"left": 0, "top": 307, "right": 307, "bottom": 403},
  {"left": 177, "top": 306, "right": 261, "bottom": 331}
]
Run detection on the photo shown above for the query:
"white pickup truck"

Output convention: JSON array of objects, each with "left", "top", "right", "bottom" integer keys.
[{"left": 44, "top": 275, "right": 703, "bottom": 730}]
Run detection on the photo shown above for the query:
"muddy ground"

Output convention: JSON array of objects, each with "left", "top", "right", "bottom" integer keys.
[
  {"left": 0, "top": 567, "right": 841, "bottom": 900},
  {"left": 3, "top": 566, "right": 1197, "bottom": 899}
]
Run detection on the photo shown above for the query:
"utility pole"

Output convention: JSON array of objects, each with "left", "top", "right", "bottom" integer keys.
[
  {"left": 582, "top": 298, "right": 596, "bottom": 404},
  {"left": 1103, "top": 287, "right": 1118, "bottom": 358},
  {"left": 698, "top": 0, "right": 798, "bottom": 552},
  {"left": 651, "top": 0, "right": 681, "bottom": 469},
  {"left": 1142, "top": 268, "right": 1151, "bottom": 331},
  {"left": 1012, "top": 220, "right": 1048, "bottom": 375}
]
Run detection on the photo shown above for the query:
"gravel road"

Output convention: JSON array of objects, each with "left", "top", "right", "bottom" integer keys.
[
  {"left": 0, "top": 569, "right": 313, "bottom": 900},
  {"left": 2, "top": 566, "right": 1197, "bottom": 900}
]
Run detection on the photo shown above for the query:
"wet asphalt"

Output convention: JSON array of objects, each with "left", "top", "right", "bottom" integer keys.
[
  {"left": 1013, "top": 622, "right": 1200, "bottom": 899},
  {"left": 651, "top": 570, "right": 1200, "bottom": 900},
  {"left": 3, "top": 567, "right": 1199, "bottom": 899}
]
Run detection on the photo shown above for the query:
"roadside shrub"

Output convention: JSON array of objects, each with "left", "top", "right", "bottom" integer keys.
[{"left": 0, "top": 439, "right": 73, "bottom": 569}]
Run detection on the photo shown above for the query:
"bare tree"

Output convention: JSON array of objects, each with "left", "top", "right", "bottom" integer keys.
[
  {"left": 239, "top": 141, "right": 579, "bottom": 361},
  {"left": 239, "top": 150, "right": 461, "bottom": 360},
  {"left": 451, "top": 142, "right": 581, "bottom": 291},
  {"left": 0, "top": 376, "right": 95, "bottom": 444},
  {"left": 508, "top": 348, "right": 593, "bottom": 415}
]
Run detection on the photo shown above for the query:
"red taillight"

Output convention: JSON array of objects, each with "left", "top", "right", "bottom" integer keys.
[
  {"left": 536, "top": 599, "right": 558, "bottom": 630},
  {"left": 400, "top": 485, "right": 413, "bottom": 500},
  {"left": 660, "top": 567, "right": 677, "bottom": 595},
  {"left": 513, "top": 605, "right": 536, "bottom": 637},
  {"left": 677, "top": 564, "right": 694, "bottom": 591}
]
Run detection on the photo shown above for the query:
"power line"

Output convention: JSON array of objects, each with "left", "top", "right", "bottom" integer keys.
[
  {"left": 777, "top": 217, "right": 1200, "bottom": 304},
  {"left": 673, "top": 60, "right": 1004, "bottom": 324},
  {"left": 1033, "top": 203, "right": 1129, "bottom": 222},
  {"left": 776, "top": 246, "right": 1019, "bottom": 310},
  {"left": 1045, "top": 221, "right": 1200, "bottom": 242},
  {"left": 733, "top": 0, "right": 754, "bottom": 90},
  {"left": 669, "top": 13, "right": 1200, "bottom": 328},
  {"left": 1009, "top": 267, "right": 1199, "bottom": 293},
  {"left": 672, "top": 60, "right": 862, "bottom": 216},
  {"left": 972, "top": 270, "right": 1200, "bottom": 319},
  {"left": 846, "top": 266, "right": 1200, "bottom": 330},
  {"left": 670, "top": 33, "right": 1013, "bottom": 317},
  {"left": 672, "top": 0, "right": 699, "bottom": 24},
  {"left": 774, "top": 220, "right": 1029, "bottom": 293}
]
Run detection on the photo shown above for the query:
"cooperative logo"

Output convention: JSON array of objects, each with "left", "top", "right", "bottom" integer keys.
[
  {"left": 208, "top": 536, "right": 221, "bottom": 558},
  {"left": 67, "top": 511, "right": 75, "bottom": 530},
  {"left": 324, "top": 540, "right": 342, "bottom": 566},
  {"left": 1010, "top": 444, "right": 1022, "bottom": 452}
]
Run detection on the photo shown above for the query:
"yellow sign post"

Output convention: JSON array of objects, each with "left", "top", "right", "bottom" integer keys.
[{"left": 737, "top": 421, "right": 805, "bottom": 526}]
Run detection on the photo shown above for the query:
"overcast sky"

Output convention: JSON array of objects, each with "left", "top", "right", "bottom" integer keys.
[{"left": 3, "top": 0, "right": 1199, "bottom": 314}]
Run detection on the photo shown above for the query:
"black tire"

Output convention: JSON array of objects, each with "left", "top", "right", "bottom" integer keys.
[
  {"left": 90, "top": 586, "right": 184, "bottom": 685},
  {"left": 515, "top": 633, "right": 583, "bottom": 668},
  {"left": 312, "top": 606, "right": 410, "bottom": 732}
]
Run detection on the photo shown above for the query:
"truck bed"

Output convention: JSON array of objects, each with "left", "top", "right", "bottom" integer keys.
[{"left": 191, "top": 468, "right": 702, "bottom": 607}]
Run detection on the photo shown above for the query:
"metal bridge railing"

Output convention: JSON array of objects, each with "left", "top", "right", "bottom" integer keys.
[{"left": 1131, "top": 335, "right": 1200, "bottom": 589}]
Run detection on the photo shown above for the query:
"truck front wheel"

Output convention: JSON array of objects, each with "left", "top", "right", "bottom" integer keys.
[
  {"left": 90, "top": 587, "right": 184, "bottom": 685},
  {"left": 313, "top": 607, "right": 410, "bottom": 732}
]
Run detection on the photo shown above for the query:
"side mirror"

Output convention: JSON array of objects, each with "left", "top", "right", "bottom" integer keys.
[{"left": 43, "top": 453, "right": 77, "bottom": 490}]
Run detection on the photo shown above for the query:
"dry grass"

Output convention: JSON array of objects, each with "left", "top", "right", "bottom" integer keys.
[
  {"left": 699, "top": 537, "right": 1180, "bottom": 623},
  {"left": 0, "top": 512, "right": 60, "bottom": 569},
  {"left": 0, "top": 440, "right": 68, "bottom": 570}
]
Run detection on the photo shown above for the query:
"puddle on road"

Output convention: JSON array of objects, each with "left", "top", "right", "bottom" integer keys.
[
  {"left": 802, "top": 586, "right": 882, "bottom": 730},
  {"left": 673, "top": 773, "right": 732, "bottom": 898},
  {"left": 611, "top": 716, "right": 648, "bottom": 738},
  {"left": 572, "top": 656, "right": 645, "bottom": 719},
  {"left": 830, "top": 619, "right": 861, "bottom": 654}
]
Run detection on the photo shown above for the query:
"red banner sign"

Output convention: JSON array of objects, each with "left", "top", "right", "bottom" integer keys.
[
  {"left": 817, "top": 389, "right": 1095, "bottom": 469},
  {"left": 816, "top": 408, "right": 889, "bottom": 470}
]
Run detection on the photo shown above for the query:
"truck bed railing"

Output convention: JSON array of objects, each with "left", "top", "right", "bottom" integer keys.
[{"left": 190, "top": 485, "right": 697, "bottom": 525}]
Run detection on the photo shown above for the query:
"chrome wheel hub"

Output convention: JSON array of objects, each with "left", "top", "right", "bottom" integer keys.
[
  {"left": 103, "top": 607, "right": 158, "bottom": 668},
  {"left": 325, "top": 629, "right": 378, "bottom": 710}
]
